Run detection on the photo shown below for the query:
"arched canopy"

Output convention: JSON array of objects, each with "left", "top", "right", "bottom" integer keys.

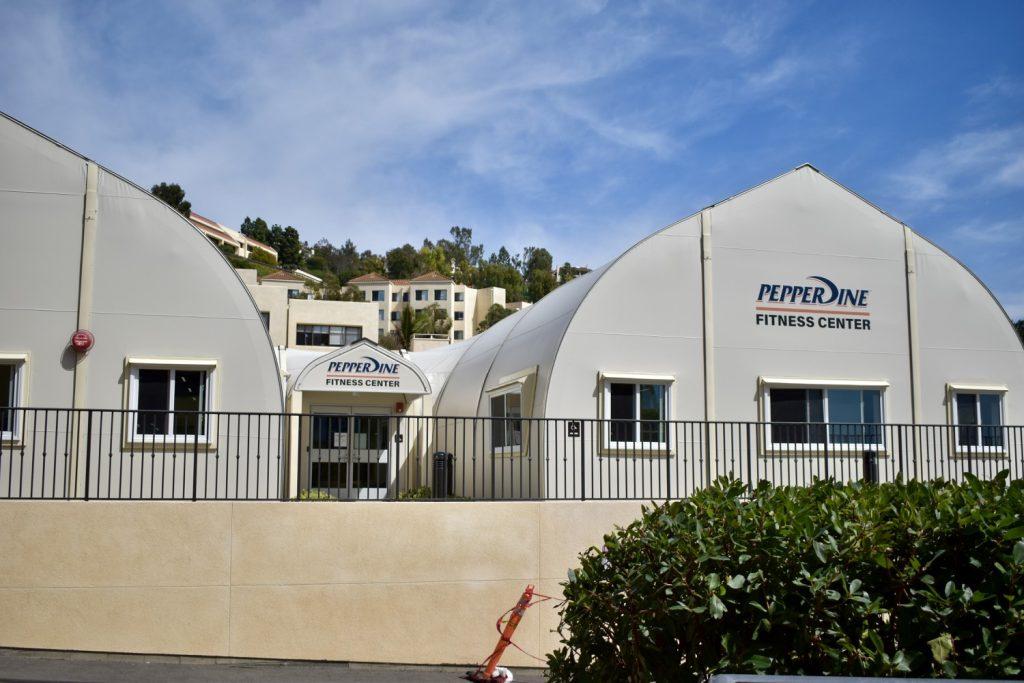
[{"left": 290, "top": 339, "right": 431, "bottom": 395}]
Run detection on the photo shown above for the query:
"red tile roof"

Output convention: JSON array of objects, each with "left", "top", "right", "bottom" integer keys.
[
  {"left": 347, "top": 272, "right": 391, "bottom": 284},
  {"left": 261, "top": 270, "right": 306, "bottom": 283},
  {"left": 189, "top": 215, "right": 237, "bottom": 244},
  {"left": 410, "top": 271, "right": 452, "bottom": 282}
]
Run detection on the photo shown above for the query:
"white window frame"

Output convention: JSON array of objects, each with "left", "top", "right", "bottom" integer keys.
[
  {"left": 949, "top": 384, "right": 1007, "bottom": 454},
  {"left": 0, "top": 354, "right": 28, "bottom": 443},
  {"left": 488, "top": 384, "right": 524, "bottom": 455},
  {"left": 760, "top": 378, "right": 888, "bottom": 452},
  {"left": 126, "top": 359, "right": 217, "bottom": 445},
  {"left": 600, "top": 373, "right": 673, "bottom": 453}
]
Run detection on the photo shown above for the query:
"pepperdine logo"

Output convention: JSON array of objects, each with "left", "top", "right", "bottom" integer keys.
[
  {"left": 327, "top": 356, "right": 400, "bottom": 375},
  {"left": 756, "top": 275, "right": 869, "bottom": 308}
]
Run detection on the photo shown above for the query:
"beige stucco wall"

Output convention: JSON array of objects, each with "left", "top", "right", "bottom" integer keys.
[
  {"left": 0, "top": 500, "right": 643, "bottom": 666},
  {"left": 248, "top": 284, "right": 289, "bottom": 347},
  {"left": 287, "top": 298, "right": 380, "bottom": 347}
]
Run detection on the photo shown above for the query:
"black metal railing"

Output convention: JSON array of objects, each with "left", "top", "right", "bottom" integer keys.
[{"left": 0, "top": 408, "right": 1020, "bottom": 501}]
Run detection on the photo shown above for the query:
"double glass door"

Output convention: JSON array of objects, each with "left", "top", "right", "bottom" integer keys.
[{"left": 308, "top": 409, "right": 391, "bottom": 499}]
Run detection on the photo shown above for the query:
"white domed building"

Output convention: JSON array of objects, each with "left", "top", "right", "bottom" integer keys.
[{"left": 405, "top": 164, "right": 1024, "bottom": 498}]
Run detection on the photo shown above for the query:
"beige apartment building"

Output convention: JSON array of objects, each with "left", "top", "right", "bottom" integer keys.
[
  {"left": 191, "top": 212, "right": 279, "bottom": 261},
  {"left": 347, "top": 272, "right": 505, "bottom": 342},
  {"left": 237, "top": 269, "right": 378, "bottom": 351}
]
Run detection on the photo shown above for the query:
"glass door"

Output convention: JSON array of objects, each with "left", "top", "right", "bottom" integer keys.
[
  {"left": 309, "top": 408, "right": 392, "bottom": 500},
  {"left": 309, "top": 412, "right": 350, "bottom": 499},
  {"left": 349, "top": 412, "right": 391, "bottom": 499}
]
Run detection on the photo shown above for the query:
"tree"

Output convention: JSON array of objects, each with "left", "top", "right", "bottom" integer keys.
[
  {"left": 271, "top": 225, "right": 304, "bottom": 269},
  {"left": 390, "top": 305, "right": 452, "bottom": 350},
  {"left": 338, "top": 285, "right": 365, "bottom": 302},
  {"left": 558, "top": 262, "right": 590, "bottom": 284},
  {"left": 418, "top": 241, "right": 452, "bottom": 278},
  {"left": 1016, "top": 319, "right": 1024, "bottom": 345},
  {"left": 240, "top": 217, "right": 271, "bottom": 244},
  {"left": 522, "top": 246, "right": 556, "bottom": 302},
  {"left": 476, "top": 304, "right": 515, "bottom": 333},
  {"left": 386, "top": 244, "right": 421, "bottom": 280},
  {"left": 151, "top": 182, "right": 191, "bottom": 217},
  {"left": 437, "top": 226, "right": 484, "bottom": 283}
]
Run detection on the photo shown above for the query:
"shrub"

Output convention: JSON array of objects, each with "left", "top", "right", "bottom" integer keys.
[
  {"left": 548, "top": 475, "right": 1024, "bottom": 681},
  {"left": 249, "top": 246, "right": 278, "bottom": 265},
  {"left": 298, "top": 488, "right": 335, "bottom": 501},
  {"left": 398, "top": 485, "right": 434, "bottom": 500}
]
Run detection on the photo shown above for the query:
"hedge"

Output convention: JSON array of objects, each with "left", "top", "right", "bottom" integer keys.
[{"left": 548, "top": 475, "right": 1024, "bottom": 681}]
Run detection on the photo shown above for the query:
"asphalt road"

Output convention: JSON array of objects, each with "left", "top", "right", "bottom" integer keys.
[{"left": 0, "top": 650, "right": 546, "bottom": 683}]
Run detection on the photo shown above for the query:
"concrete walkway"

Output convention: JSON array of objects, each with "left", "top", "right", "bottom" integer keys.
[{"left": 0, "top": 649, "right": 546, "bottom": 682}]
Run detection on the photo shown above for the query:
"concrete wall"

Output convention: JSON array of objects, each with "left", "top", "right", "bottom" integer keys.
[{"left": 0, "top": 500, "right": 643, "bottom": 666}]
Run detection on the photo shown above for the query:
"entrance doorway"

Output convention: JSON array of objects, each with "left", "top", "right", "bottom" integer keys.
[{"left": 307, "top": 407, "right": 391, "bottom": 499}]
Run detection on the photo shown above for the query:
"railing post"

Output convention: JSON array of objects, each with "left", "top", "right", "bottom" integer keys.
[
  {"left": 665, "top": 420, "right": 671, "bottom": 500},
  {"left": 192, "top": 412, "right": 199, "bottom": 501},
  {"left": 579, "top": 421, "right": 586, "bottom": 502},
  {"left": 83, "top": 410, "right": 93, "bottom": 501}
]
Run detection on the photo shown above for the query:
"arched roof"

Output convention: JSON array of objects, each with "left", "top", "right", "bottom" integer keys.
[
  {"left": 0, "top": 110, "right": 284, "bottom": 411},
  {"left": 426, "top": 164, "right": 1023, "bottom": 419}
]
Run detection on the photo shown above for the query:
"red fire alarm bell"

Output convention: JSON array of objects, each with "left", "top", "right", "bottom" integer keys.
[{"left": 70, "top": 329, "right": 95, "bottom": 352}]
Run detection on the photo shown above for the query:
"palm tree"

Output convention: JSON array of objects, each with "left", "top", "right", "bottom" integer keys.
[{"left": 391, "top": 305, "right": 452, "bottom": 350}]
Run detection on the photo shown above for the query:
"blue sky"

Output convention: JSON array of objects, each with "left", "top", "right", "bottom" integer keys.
[{"left": 2, "top": 1, "right": 1022, "bottom": 317}]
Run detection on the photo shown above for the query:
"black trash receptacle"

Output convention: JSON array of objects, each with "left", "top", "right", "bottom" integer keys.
[{"left": 432, "top": 451, "right": 455, "bottom": 498}]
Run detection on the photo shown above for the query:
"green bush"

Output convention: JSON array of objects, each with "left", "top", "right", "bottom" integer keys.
[
  {"left": 249, "top": 246, "right": 278, "bottom": 265},
  {"left": 548, "top": 475, "right": 1024, "bottom": 681},
  {"left": 298, "top": 488, "right": 335, "bottom": 501},
  {"left": 398, "top": 485, "right": 435, "bottom": 500}
]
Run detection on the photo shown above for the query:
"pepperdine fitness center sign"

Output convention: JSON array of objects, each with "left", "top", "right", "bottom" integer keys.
[
  {"left": 295, "top": 343, "right": 430, "bottom": 394},
  {"left": 754, "top": 275, "right": 871, "bottom": 331}
]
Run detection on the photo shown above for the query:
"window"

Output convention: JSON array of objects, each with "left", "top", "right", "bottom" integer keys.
[
  {"left": 454, "top": 311, "right": 464, "bottom": 321},
  {"left": 453, "top": 330, "right": 464, "bottom": 340},
  {"left": 953, "top": 391, "right": 1004, "bottom": 450},
  {"left": 128, "top": 365, "right": 213, "bottom": 440},
  {"left": 490, "top": 390, "right": 522, "bottom": 450},
  {"left": 390, "top": 311, "right": 399, "bottom": 321},
  {"left": 454, "top": 292, "right": 464, "bottom": 302},
  {"left": 434, "top": 289, "right": 447, "bottom": 301},
  {"left": 371, "top": 290, "right": 385, "bottom": 302},
  {"left": 415, "top": 289, "right": 428, "bottom": 301},
  {"left": 296, "top": 324, "right": 361, "bottom": 347},
  {"left": 259, "top": 311, "right": 270, "bottom": 330},
  {"left": 402, "top": 292, "right": 409, "bottom": 302},
  {"left": 603, "top": 382, "right": 669, "bottom": 449},
  {"left": 287, "top": 288, "right": 302, "bottom": 299},
  {"left": 1, "top": 359, "right": 25, "bottom": 440},
  {"left": 391, "top": 292, "right": 398, "bottom": 302},
  {"left": 765, "top": 385, "right": 884, "bottom": 448},
  {"left": 378, "top": 309, "right": 385, "bottom": 321}
]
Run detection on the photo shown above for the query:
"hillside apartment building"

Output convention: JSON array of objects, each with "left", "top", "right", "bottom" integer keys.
[
  {"left": 347, "top": 272, "right": 507, "bottom": 343},
  {"left": 190, "top": 211, "right": 278, "bottom": 261}
]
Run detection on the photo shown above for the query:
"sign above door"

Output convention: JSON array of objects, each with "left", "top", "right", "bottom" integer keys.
[{"left": 291, "top": 339, "right": 431, "bottom": 395}]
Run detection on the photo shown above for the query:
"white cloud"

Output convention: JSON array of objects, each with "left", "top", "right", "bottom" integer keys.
[
  {"left": 0, "top": 0, "right": 859, "bottom": 266},
  {"left": 889, "top": 126, "right": 1024, "bottom": 204},
  {"left": 952, "top": 219, "right": 1024, "bottom": 245}
]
